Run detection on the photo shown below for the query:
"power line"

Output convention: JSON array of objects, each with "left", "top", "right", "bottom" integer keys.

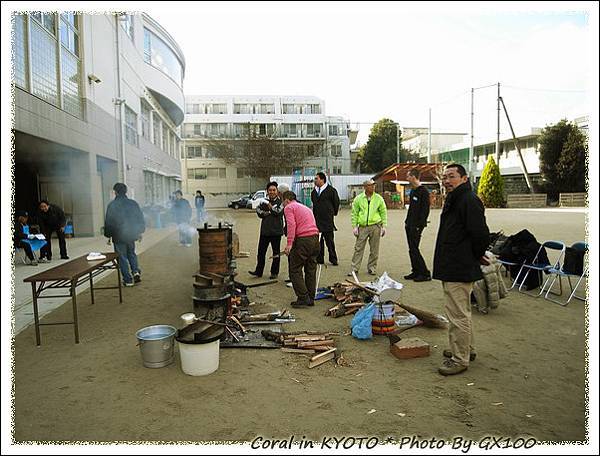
[{"left": 503, "top": 85, "right": 587, "bottom": 94}]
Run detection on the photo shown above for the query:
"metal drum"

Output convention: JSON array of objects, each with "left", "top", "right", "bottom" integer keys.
[
  {"left": 192, "top": 294, "right": 231, "bottom": 323},
  {"left": 197, "top": 223, "right": 233, "bottom": 275}
]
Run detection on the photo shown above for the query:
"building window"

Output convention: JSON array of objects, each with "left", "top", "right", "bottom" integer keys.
[
  {"left": 282, "top": 104, "right": 301, "bottom": 114},
  {"left": 187, "top": 146, "right": 202, "bottom": 158},
  {"left": 209, "top": 123, "right": 227, "bottom": 137},
  {"left": 13, "top": 14, "right": 28, "bottom": 89},
  {"left": 188, "top": 168, "right": 226, "bottom": 179},
  {"left": 30, "top": 16, "right": 59, "bottom": 106},
  {"left": 153, "top": 115, "right": 162, "bottom": 146},
  {"left": 124, "top": 105, "right": 138, "bottom": 146},
  {"left": 120, "top": 14, "right": 134, "bottom": 41},
  {"left": 207, "top": 103, "right": 227, "bottom": 114},
  {"left": 306, "top": 124, "right": 322, "bottom": 137},
  {"left": 331, "top": 144, "right": 342, "bottom": 157},
  {"left": 332, "top": 166, "right": 342, "bottom": 174},
  {"left": 260, "top": 104, "right": 274, "bottom": 114},
  {"left": 306, "top": 104, "right": 321, "bottom": 114},
  {"left": 186, "top": 103, "right": 203, "bottom": 114},
  {"left": 283, "top": 124, "right": 298, "bottom": 137},
  {"left": 234, "top": 103, "right": 249, "bottom": 114},
  {"left": 162, "top": 123, "right": 169, "bottom": 152},
  {"left": 328, "top": 124, "right": 342, "bottom": 136},
  {"left": 307, "top": 144, "right": 321, "bottom": 156},
  {"left": 141, "top": 100, "right": 151, "bottom": 140},
  {"left": 143, "top": 27, "right": 183, "bottom": 86}
]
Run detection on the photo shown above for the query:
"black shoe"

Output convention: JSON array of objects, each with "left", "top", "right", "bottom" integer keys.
[
  {"left": 269, "top": 274, "right": 278, "bottom": 280},
  {"left": 404, "top": 273, "right": 416, "bottom": 280},
  {"left": 413, "top": 275, "right": 432, "bottom": 282},
  {"left": 284, "top": 278, "right": 292, "bottom": 283},
  {"left": 316, "top": 259, "right": 325, "bottom": 265},
  {"left": 61, "top": 256, "right": 70, "bottom": 260},
  {"left": 133, "top": 272, "right": 141, "bottom": 283},
  {"left": 291, "top": 297, "right": 314, "bottom": 308},
  {"left": 248, "top": 270, "right": 262, "bottom": 278},
  {"left": 330, "top": 261, "right": 339, "bottom": 266}
]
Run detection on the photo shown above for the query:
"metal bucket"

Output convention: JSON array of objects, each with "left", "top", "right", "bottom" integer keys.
[{"left": 136, "top": 325, "right": 177, "bottom": 368}]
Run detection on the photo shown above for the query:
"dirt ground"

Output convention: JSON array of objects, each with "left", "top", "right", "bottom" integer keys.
[{"left": 12, "top": 207, "right": 589, "bottom": 446}]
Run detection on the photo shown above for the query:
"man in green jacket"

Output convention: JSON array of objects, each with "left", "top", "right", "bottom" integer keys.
[{"left": 349, "top": 179, "right": 388, "bottom": 276}]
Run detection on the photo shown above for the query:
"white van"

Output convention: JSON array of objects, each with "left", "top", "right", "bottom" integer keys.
[{"left": 250, "top": 190, "right": 267, "bottom": 209}]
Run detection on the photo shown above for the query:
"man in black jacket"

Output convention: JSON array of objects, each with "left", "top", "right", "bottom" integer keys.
[
  {"left": 433, "top": 164, "right": 489, "bottom": 376},
  {"left": 171, "top": 190, "right": 193, "bottom": 246},
  {"left": 311, "top": 172, "right": 340, "bottom": 265},
  {"left": 37, "top": 200, "right": 69, "bottom": 261},
  {"left": 104, "top": 183, "right": 146, "bottom": 287},
  {"left": 249, "top": 182, "right": 284, "bottom": 279},
  {"left": 404, "top": 168, "right": 431, "bottom": 281}
]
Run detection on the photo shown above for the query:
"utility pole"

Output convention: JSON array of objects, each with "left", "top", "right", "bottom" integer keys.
[
  {"left": 396, "top": 123, "right": 400, "bottom": 164},
  {"left": 499, "top": 96, "right": 534, "bottom": 193},
  {"left": 427, "top": 108, "right": 432, "bottom": 163},
  {"left": 496, "top": 82, "right": 501, "bottom": 164},
  {"left": 469, "top": 88, "right": 474, "bottom": 180}
]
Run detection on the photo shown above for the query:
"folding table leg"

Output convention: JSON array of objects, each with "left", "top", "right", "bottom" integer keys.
[
  {"left": 71, "top": 282, "right": 80, "bottom": 344},
  {"left": 32, "top": 282, "right": 41, "bottom": 346},
  {"left": 116, "top": 258, "right": 122, "bottom": 303},
  {"left": 89, "top": 271, "right": 95, "bottom": 305}
]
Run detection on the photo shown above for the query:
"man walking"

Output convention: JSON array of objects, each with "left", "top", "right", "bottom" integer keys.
[
  {"left": 349, "top": 179, "right": 388, "bottom": 276},
  {"left": 104, "top": 183, "right": 146, "bottom": 287},
  {"left": 311, "top": 172, "right": 340, "bottom": 266},
  {"left": 282, "top": 191, "right": 320, "bottom": 308},
  {"left": 404, "top": 168, "right": 431, "bottom": 282},
  {"left": 171, "top": 190, "right": 193, "bottom": 246},
  {"left": 249, "top": 182, "right": 284, "bottom": 280},
  {"left": 433, "top": 164, "right": 489, "bottom": 376},
  {"left": 194, "top": 190, "right": 206, "bottom": 222},
  {"left": 37, "top": 199, "right": 69, "bottom": 261}
]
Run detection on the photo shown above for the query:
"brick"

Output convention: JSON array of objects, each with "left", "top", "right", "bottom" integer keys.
[{"left": 390, "top": 338, "right": 430, "bottom": 359}]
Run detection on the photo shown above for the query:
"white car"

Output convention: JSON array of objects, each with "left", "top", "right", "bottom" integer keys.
[{"left": 250, "top": 190, "right": 268, "bottom": 209}]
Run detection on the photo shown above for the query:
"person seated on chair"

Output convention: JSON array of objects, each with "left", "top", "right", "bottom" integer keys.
[{"left": 14, "top": 210, "right": 37, "bottom": 266}]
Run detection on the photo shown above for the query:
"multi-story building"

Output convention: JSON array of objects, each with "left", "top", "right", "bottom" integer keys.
[
  {"left": 181, "top": 95, "right": 353, "bottom": 207},
  {"left": 12, "top": 12, "right": 185, "bottom": 235},
  {"left": 401, "top": 127, "right": 468, "bottom": 160}
]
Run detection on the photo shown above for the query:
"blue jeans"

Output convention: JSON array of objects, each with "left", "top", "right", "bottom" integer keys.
[
  {"left": 178, "top": 223, "right": 193, "bottom": 245},
  {"left": 114, "top": 241, "right": 140, "bottom": 284}
]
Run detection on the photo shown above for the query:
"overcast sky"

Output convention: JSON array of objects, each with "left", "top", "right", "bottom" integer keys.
[{"left": 146, "top": 2, "right": 594, "bottom": 144}]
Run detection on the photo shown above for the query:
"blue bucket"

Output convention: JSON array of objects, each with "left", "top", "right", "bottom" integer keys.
[{"left": 136, "top": 325, "right": 177, "bottom": 368}]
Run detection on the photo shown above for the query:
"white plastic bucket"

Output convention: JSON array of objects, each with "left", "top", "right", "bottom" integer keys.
[{"left": 177, "top": 339, "right": 220, "bottom": 376}]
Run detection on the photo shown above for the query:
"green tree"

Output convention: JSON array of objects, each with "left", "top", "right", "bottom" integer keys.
[
  {"left": 477, "top": 156, "right": 505, "bottom": 207},
  {"left": 361, "top": 118, "right": 407, "bottom": 173},
  {"left": 538, "top": 119, "right": 587, "bottom": 199}
]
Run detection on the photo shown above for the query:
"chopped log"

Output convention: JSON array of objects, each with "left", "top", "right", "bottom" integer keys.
[
  {"left": 298, "top": 339, "right": 334, "bottom": 348},
  {"left": 293, "top": 335, "right": 327, "bottom": 342},
  {"left": 281, "top": 348, "right": 316, "bottom": 355},
  {"left": 343, "top": 307, "right": 359, "bottom": 316},
  {"left": 393, "top": 302, "right": 448, "bottom": 329},
  {"left": 311, "top": 345, "right": 335, "bottom": 352},
  {"left": 283, "top": 339, "right": 298, "bottom": 347},
  {"left": 309, "top": 348, "right": 337, "bottom": 368}
]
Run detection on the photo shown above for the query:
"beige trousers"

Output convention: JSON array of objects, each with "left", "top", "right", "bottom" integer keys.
[
  {"left": 442, "top": 281, "right": 475, "bottom": 367},
  {"left": 351, "top": 224, "right": 381, "bottom": 272}
]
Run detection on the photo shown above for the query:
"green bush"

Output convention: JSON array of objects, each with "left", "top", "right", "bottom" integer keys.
[{"left": 477, "top": 156, "right": 505, "bottom": 207}]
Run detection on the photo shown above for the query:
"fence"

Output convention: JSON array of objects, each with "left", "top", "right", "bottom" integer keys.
[
  {"left": 559, "top": 193, "right": 586, "bottom": 207},
  {"left": 506, "top": 194, "right": 547, "bottom": 208}
]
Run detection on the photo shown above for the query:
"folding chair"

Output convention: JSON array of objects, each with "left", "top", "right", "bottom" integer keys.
[
  {"left": 497, "top": 258, "right": 525, "bottom": 290},
  {"left": 541, "top": 241, "right": 588, "bottom": 306},
  {"left": 515, "top": 240, "right": 565, "bottom": 297}
]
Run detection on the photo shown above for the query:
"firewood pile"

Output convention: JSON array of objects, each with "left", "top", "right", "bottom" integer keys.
[
  {"left": 323, "top": 282, "right": 372, "bottom": 318},
  {"left": 261, "top": 330, "right": 340, "bottom": 368}
]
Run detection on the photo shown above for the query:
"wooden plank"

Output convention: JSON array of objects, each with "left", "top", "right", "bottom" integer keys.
[
  {"left": 293, "top": 335, "right": 327, "bottom": 342},
  {"left": 311, "top": 345, "right": 335, "bottom": 352},
  {"left": 298, "top": 339, "right": 334, "bottom": 348},
  {"left": 308, "top": 348, "right": 337, "bottom": 368},
  {"left": 281, "top": 348, "right": 316, "bottom": 354}
]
